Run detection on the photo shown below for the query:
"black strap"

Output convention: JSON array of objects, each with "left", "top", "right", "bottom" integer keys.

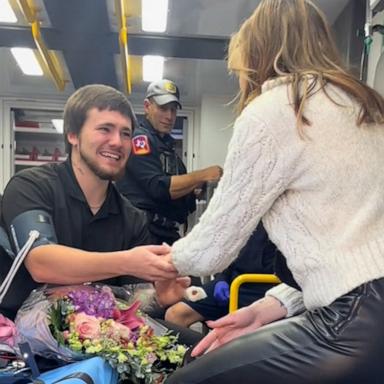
[{"left": 51, "top": 372, "right": 94, "bottom": 384}]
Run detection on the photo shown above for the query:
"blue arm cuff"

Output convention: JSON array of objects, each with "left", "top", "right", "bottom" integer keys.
[{"left": 9, "top": 210, "right": 58, "bottom": 253}]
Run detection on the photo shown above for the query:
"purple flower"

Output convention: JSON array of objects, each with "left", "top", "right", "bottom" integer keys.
[{"left": 67, "top": 287, "right": 116, "bottom": 318}]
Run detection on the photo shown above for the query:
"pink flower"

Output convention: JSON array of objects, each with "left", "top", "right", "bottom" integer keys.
[
  {"left": 106, "top": 321, "right": 131, "bottom": 341},
  {"left": 62, "top": 330, "right": 70, "bottom": 340},
  {"left": 116, "top": 301, "right": 145, "bottom": 330},
  {"left": 0, "top": 314, "right": 17, "bottom": 347},
  {"left": 112, "top": 308, "right": 121, "bottom": 320},
  {"left": 72, "top": 312, "right": 101, "bottom": 340}
]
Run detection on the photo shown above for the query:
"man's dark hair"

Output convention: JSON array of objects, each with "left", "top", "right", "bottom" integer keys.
[{"left": 63, "top": 84, "right": 137, "bottom": 154}]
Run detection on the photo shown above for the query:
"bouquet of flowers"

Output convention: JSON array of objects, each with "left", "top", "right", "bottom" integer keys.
[{"left": 15, "top": 285, "right": 187, "bottom": 384}]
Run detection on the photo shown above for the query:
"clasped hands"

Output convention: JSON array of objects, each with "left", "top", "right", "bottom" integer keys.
[
  {"left": 151, "top": 245, "right": 287, "bottom": 358},
  {"left": 151, "top": 244, "right": 191, "bottom": 307}
]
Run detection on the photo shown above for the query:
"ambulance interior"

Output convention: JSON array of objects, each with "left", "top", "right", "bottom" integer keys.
[{"left": 0, "top": 0, "right": 383, "bottom": 193}]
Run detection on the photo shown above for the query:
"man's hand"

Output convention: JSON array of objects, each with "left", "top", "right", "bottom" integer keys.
[
  {"left": 169, "top": 165, "right": 223, "bottom": 199},
  {"left": 213, "top": 281, "right": 230, "bottom": 305},
  {"left": 154, "top": 276, "right": 191, "bottom": 307},
  {"left": 24, "top": 243, "right": 178, "bottom": 285},
  {"left": 202, "top": 165, "right": 223, "bottom": 182},
  {"left": 123, "top": 245, "right": 178, "bottom": 281},
  {"left": 191, "top": 296, "right": 287, "bottom": 357}
]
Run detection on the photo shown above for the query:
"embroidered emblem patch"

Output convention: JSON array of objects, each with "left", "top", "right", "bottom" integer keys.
[
  {"left": 164, "top": 81, "right": 177, "bottom": 93},
  {"left": 132, "top": 135, "right": 151, "bottom": 155}
]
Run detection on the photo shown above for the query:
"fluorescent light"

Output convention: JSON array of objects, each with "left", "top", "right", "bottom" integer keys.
[
  {"left": 11, "top": 47, "right": 43, "bottom": 76},
  {"left": 142, "top": 0, "right": 168, "bottom": 32},
  {"left": 0, "top": 0, "right": 17, "bottom": 23},
  {"left": 52, "top": 119, "right": 64, "bottom": 133},
  {"left": 143, "top": 55, "right": 164, "bottom": 82}
]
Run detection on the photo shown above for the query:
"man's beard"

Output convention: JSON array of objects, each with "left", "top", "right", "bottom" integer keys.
[{"left": 79, "top": 145, "right": 120, "bottom": 181}]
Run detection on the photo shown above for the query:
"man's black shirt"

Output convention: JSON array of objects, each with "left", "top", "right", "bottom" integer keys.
[{"left": 0, "top": 159, "right": 151, "bottom": 318}]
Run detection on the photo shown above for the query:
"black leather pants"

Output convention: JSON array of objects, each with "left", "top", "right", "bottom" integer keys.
[{"left": 166, "top": 278, "right": 384, "bottom": 384}]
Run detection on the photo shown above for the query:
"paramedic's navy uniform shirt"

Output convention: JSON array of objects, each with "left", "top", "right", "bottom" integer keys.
[{"left": 116, "top": 119, "right": 196, "bottom": 225}]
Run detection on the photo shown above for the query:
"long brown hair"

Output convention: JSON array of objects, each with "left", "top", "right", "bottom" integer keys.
[{"left": 228, "top": 0, "right": 384, "bottom": 133}]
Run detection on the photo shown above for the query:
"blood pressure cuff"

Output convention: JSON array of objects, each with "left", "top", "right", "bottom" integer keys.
[
  {"left": 9, "top": 210, "right": 58, "bottom": 254},
  {"left": 0, "top": 225, "right": 14, "bottom": 259},
  {"left": 0, "top": 225, "right": 32, "bottom": 320}
]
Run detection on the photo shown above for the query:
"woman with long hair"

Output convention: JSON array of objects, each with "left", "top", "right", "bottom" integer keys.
[{"left": 165, "top": 0, "right": 384, "bottom": 383}]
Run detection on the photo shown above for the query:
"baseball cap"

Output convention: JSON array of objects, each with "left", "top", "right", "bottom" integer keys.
[{"left": 145, "top": 79, "right": 182, "bottom": 109}]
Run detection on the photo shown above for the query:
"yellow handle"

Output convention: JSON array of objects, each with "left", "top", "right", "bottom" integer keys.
[{"left": 229, "top": 274, "right": 281, "bottom": 313}]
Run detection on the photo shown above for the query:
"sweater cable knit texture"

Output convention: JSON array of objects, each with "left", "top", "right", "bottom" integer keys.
[{"left": 172, "top": 77, "right": 384, "bottom": 316}]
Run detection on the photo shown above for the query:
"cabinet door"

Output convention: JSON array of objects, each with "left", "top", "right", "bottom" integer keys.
[
  {"left": 12, "top": 107, "right": 67, "bottom": 173},
  {"left": 1, "top": 100, "right": 65, "bottom": 191}
]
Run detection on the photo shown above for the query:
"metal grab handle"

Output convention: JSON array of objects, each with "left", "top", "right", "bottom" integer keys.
[{"left": 229, "top": 273, "right": 281, "bottom": 313}]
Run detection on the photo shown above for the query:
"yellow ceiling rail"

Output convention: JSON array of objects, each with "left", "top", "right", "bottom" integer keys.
[
  {"left": 16, "top": 0, "right": 35, "bottom": 22},
  {"left": 17, "top": 0, "right": 66, "bottom": 91},
  {"left": 115, "top": 0, "right": 132, "bottom": 94}
]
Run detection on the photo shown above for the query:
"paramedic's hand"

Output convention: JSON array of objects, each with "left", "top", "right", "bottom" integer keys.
[
  {"left": 155, "top": 276, "right": 191, "bottom": 307},
  {"left": 213, "top": 281, "right": 230, "bottom": 305},
  {"left": 202, "top": 165, "right": 223, "bottom": 182},
  {"left": 191, "top": 296, "right": 287, "bottom": 357}
]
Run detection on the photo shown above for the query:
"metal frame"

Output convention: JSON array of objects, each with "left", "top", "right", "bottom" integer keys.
[{"left": 229, "top": 274, "right": 281, "bottom": 313}]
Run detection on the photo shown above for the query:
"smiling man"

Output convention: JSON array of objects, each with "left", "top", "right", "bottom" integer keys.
[
  {"left": 0, "top": 84, "right": 182, "bottom": 319},
  {"left": 116, "top": 79, "right": 223, "bottom": 245}
]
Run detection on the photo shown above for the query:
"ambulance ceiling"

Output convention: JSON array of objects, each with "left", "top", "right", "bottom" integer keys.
[{"left": 0, "top": 0, "right": 354, "bottom": 104}]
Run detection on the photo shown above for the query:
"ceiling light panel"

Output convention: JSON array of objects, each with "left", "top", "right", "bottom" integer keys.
[
  {"left": 11, "top": 47, "right": 43, "bottom": 76},
  {"left": 0, "top": 0, "right": 17, "bottom": 23},
  {"left": 142, "top": 0, "right": 168, "bottom": 32},
  {"left": 143, "top": 55, "right": 164, "bottom": 82}
]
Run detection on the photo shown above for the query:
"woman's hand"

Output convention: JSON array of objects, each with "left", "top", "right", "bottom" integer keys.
[
  {"left": 191, "top": 306, "right": 262, "bottom": 356},
  {"left": 191, "top": 296, "right": 287, "bottom": 356},
  {"left": 154, "top": 276, "right": 191, "bottom": 307}
]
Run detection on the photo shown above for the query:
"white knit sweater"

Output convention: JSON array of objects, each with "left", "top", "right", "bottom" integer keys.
[{"left": 172, "top": 76, "right": 384, "bottom": 316}]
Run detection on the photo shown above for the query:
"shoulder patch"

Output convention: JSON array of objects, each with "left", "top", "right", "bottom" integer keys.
[{"left": 132, "top": 135, "right": 151, "bottom": 155}]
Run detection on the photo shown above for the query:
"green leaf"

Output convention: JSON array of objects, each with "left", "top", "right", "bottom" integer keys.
[{"left": 48, "top": 300, "right": 66, "bottom": 345}]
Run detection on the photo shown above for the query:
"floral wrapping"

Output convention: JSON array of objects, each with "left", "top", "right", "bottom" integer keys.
[
  {"left": 0, "top": 314, "right": 18, "bottom": 347},
  {"left": 14, "top": 284, "right": 187, "bottom": 383}
]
